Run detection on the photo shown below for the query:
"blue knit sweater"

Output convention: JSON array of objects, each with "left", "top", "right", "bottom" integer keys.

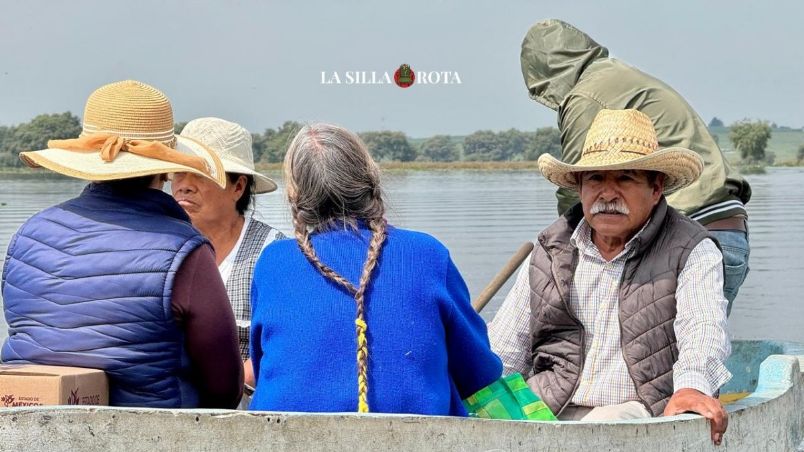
[{"left": 249, "top": 223, "right": 502, "bottom": 415}]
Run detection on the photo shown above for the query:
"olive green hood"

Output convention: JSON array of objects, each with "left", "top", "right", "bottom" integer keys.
[{"left": 520, "top": 19, "right": 609, "bottom": 111}]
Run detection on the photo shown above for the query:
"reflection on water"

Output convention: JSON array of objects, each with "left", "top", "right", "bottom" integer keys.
[{"left": 1, "top": 168, "right": 802, "bottom": 343}]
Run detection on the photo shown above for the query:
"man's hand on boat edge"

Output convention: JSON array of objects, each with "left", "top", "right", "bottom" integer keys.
[{"left": 664, "top": 388, "right": 728, "bottom": 446}]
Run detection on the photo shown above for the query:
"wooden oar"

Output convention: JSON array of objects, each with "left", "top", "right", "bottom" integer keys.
[{"left": 472, "top": 242, "right": 535, "bottom": 313}]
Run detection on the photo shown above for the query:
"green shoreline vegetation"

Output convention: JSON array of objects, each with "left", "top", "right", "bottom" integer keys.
[
  {"left": 6, "top": 160, "right": 803, "bottom": 179},
  {"left": 0, "top": 161, "right": 543, "bottom": 177},
  {"left": 1, "top": 113, "right": 802, "bottom": 173}
]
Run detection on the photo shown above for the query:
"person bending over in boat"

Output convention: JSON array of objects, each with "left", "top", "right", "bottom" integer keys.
[
  {"left": 1, "top": 81, "right": 243, "bottom": 409},
  {"left": 171, "top": 117, "right": 285, "bottom": 408},
  {"left": 248, "top": 123, "right": 502, "bottom": 414},
  {"left": 489, "top": 110, "right": 731, "bottom": 445},
  {"left": 520, "top": 19, "right": 751, "bottom": 315}
]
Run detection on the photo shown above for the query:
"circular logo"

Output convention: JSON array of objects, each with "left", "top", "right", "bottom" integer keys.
[{"left": 394, "top": 64, "right": 415, "bottom": 88}]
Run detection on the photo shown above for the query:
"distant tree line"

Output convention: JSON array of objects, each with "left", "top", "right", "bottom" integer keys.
[
  {"left": 247, "top": 123, "right": 564, "bottom": 163},
  {"left": 0, "top": 112, "right": 82, "bottom": 167},
  {"left": 711, "top": 116, "right": 804, "bottom": 165},
  {"left": 2, "top": 112, "right": 801, "bottom": 167},
  {"left": 1, "top": 113, "right": 563, "bottom": 167}
]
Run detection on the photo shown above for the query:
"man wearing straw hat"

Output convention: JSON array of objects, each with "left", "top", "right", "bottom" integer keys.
[
  {"left": 1, "top": 80, "right": 243, "bottom": 408},
  {"left": 489, "top": 109, "right": 730, "bottom": 445},
  {"left": 519, "top": 19, "right": 751, "bottom": 316}
]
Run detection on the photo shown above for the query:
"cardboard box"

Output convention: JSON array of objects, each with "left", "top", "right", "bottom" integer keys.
[{"left": 0, "top": 364, "right": 108, "bottom": 407}]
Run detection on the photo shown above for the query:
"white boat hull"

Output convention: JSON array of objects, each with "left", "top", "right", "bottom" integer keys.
[{"left": 0, "top": 340, "right": 801, "bottom": 451}]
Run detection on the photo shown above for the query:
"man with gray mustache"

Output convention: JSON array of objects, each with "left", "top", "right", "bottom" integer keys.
[
  {"left": 489, "top": 109, "right": 730, "bottom": 446},
  {"left": 590, "top": 199, "right": 629, "bottom": 216},
  {"left": 519, "top": 19, "right": 750, "bottom": 316}
]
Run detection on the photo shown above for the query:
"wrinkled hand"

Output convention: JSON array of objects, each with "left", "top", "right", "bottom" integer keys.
[{"left": 664, "top": 388, "right": 728, "bottom": 446}]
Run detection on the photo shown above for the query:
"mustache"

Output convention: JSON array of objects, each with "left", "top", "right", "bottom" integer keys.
[{"left": 590, "top": 199, "right": 630, "bottom": 215}]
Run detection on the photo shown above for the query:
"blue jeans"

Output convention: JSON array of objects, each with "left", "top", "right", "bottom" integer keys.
[{"left": 708, "top": 229, "right": 750, "bottom": 316}]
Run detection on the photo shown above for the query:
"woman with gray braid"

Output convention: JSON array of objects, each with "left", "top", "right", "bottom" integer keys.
[{"left": 248, "top": 123, "right": 502, "bottom": 414}]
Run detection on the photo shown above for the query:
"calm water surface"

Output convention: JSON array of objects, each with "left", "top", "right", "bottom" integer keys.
[{"left": 1, "top": 168, "right": 802, "bottom": 343}]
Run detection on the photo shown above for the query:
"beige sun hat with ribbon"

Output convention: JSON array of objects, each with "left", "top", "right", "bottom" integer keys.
[
  {"left": 538, "top": 109, "right": 703, "bottom": 194},
  {"left": 19, "top": 80, "right": 226, "bottom": 188},
  {"left": 179, "top": 117, "right": 278, "bottom": 193}
]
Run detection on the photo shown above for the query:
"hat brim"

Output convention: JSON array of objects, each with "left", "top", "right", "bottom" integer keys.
[
  {"left": 219, "top": 157, "right": 278, "bottom": 194},
  {"left": 537, "top": 147, "right": 703, "bottom": 194},
  {"left": 19, "top": 136, "right": 227, "bottom": 189}
]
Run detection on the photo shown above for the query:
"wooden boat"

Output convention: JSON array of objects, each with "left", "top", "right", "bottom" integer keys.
[{"left": 0, "top": 340, "right": 801, "bottom": 451}]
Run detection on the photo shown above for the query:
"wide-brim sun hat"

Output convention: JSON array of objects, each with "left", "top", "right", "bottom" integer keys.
[
  {"left": 537, "top": 109, "right": 703, "bottom": 194},
  {"left": 19, "top": 80, "right": 226, "bottom": 188},
  {"left": 179, "top": 117, "right": 278, "bottom": 194}
]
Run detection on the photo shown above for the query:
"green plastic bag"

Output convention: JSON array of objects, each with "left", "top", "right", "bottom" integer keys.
[{"left": 463, "top": 373, "right": 557, "bottom": 421}]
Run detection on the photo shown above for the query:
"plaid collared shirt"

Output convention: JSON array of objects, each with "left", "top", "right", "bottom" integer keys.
[{"left": 488, "top": 219, "right": 731, "bottom": 407}]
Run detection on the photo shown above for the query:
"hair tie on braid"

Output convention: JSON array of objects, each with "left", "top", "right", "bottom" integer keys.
[
  {"left": 291, "top": 214, "right": 387, "bottom": 413},
  {"left": 350, "top": 217, "right": 387, "bottom": 412},
  {"left": 355, "top": 318, "right": 369, "bottom": 413}
]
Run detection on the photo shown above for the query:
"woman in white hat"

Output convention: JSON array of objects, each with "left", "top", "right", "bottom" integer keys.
[
  {"left": 1, "top": 81, "right": 243, "bottom": 409},
  {"left": 171, "top": 117, "right": 284, "bottom": 392}
]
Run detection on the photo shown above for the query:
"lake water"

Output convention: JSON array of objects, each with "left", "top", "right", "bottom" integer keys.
[{"left": 1, "top": 168, "right": 802, "bottom": 343}]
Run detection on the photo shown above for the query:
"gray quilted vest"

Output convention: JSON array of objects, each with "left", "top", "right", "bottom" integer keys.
[{"left": 527, "top": 198, "right": 713, "bottom": 416}]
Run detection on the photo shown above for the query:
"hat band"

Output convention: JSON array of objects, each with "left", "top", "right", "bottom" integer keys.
[
  {"left": 82, "top": 124, "right": 176, "bottom": 144},
  {"left": 583, "top": 148, "right": 652, "bottom": 157},
  {"left": 582, "top": 136, "right": 658, "bottom": 155},
  {"left": 48, "top": 133, "right": 211, "bottom": 176}
]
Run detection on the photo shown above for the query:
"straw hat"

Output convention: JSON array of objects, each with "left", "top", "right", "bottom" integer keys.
[
  {"left": 537, "top": 109, "right": 703, "bottom": 194},
  {"left": 19, "top": 80, "right": 226, "bottom": 188},
  {"left": 179, "top": 117, "right": 278, "bottom": 193}
]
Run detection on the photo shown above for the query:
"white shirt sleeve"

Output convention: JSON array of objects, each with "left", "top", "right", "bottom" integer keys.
[
  {"left": 672, "top": 238, "right": 732, "bottom": 395},
  {"left": 488, "top": 255, "right": 535, "bottom": 378}
]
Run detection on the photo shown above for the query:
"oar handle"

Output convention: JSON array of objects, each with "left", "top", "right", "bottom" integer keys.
[{"left": 472, "top": 242, "right": 535, "bottom": 313}]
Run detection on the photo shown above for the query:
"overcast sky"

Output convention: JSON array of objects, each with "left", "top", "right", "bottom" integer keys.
[{"left": 1, "top": 0, "right": 802, "bottom": 137}]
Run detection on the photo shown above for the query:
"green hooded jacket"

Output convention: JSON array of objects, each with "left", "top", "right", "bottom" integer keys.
[{"left": 521, "top": 19, "right": 751, "bottom": 223}]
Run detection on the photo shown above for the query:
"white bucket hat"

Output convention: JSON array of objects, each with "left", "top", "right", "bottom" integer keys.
[
  {"left": 179, "top": 117, "right": 278, "bottom": 194},
  {"left": 538, "top": 109, "right": 703, "bottom": 194}
]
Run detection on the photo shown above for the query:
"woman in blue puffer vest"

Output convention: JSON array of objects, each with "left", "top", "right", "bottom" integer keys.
[{"left": 1, "top": 80, "right": 243, "bottom": 408}]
